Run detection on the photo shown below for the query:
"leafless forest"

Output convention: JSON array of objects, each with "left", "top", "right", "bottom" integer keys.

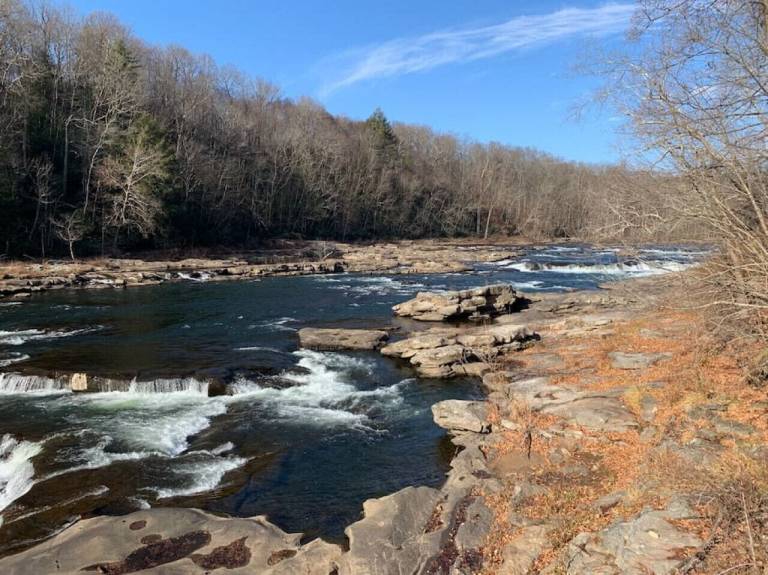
[{"left": 0, "top": 0, "right": 698, "bottom": 259}]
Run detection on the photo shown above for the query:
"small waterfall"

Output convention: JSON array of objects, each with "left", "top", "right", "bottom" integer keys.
[
  {"left": 0, "top": 434, "right": 43, "bottom": 521},
  {"left": 128, "top": 378, "right": 209, "bottom": 395},
  {"left": 0, "top": 373, "right": 67, "bottom": 394}
]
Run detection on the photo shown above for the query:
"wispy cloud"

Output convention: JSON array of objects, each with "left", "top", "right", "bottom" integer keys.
[{"left": 320, "top": 3, "right": 634, "bottom": 96}]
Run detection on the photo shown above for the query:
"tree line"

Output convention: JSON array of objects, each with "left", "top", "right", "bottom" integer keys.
[{"left": 0, "top": 0, "right": 690, "bottom": 259}]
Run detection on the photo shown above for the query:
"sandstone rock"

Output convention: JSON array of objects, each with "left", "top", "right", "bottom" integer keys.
[
  {"left": 608, "top": 351, "right": 672, "bottom": 370},
  {"left": 298, "top": 328, "right": 389, "bottom": 351},
  {"left": 432, "top": 400, "right": 490, "bottom": 433},
  {"left": 498, "top": 375, "right": 638, "bottom": 433},
  {"left": 500, "top": 524, "right": 551, "bottom": 575},
  {"left": 70, "top": 372, "right": 88, "bottom": 392},
  {"left": 338, "top": 486, "right": 444, "bottom": 575},
  {"left": 383, "top": 325, "right": 534, "bottom": 378},
  {"left": 0, "top": 508, "right": 342, "bottom": 575},
  {"left": 380, "top": 333, "right": 457, "bottom": 359},
  {"left": 564, "top": 500, "right": 701, "bottom": 575},
  {"left": 393, "top": 284, "right": 523, "bottom": 322}
]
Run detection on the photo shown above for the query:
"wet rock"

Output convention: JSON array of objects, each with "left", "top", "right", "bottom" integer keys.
[
  {"left": 608, "top": 351, "right": 672, "bottom": 370},
  {"left": 393, "top": 284, "right": 524, "bottom": 322},
  {"left": 563, "top": 500, "right": 701, "bottom": 575},
  {"left": 0, "top": 508, "right": 342, "bottom": 575},
  {"left": 298, "top": 328, "right": 389, "bottom": 351},
  {"left": 432, "top": 400, "right": 490, "bottom": 434}
]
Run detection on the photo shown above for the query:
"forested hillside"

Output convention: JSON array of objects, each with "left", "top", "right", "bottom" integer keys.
[{"left": 0, "top": 0, "right": 683, "bottom": 258}]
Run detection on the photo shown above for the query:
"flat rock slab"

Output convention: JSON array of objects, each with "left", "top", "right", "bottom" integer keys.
[
  {"left": 493, "top": 375, "right": 638, "bottom": 433},
  {"left": 298, "top": 328, "right": 389, "bottom": 351},
  {"left": 338, "top": 486, "right": 444, "bottom": 575},
  {"left": 0, "top": 508, "right": 342, "bottom": 575},
  {"left": 432, "top": 400, "right": 490, "bottom": 433},
  {"left": 608, "top": 351, "right": 672, "bottom": 370},
  {"left": 564, "top": 500, "right": 702, "bottom": 574}
]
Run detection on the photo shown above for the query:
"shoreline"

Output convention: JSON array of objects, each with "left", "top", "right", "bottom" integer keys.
[{"left": 0, "top": 239, "right": 526, "bottom": 299}]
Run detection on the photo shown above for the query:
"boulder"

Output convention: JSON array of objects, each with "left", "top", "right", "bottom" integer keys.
[
  {"left": 393, "top": 284, "right": 523, "bottom": 322},
  {"left": 70, "top": 372, "right": 88, "bottom": 392},
  {"left": 432, "top": 400, "right": 490, "bottom": 433},
  {"left": 298, "top": 328, "right": 389, "bottom": 351},
  {"left": 382, "top": 325, "right": 535, "bottom": 378}
]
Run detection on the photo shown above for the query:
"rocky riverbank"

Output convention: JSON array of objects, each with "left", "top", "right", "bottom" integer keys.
[
  {"left": 0, "top": 239, "right": 521, "bottom": 299},
  {"left": 3, "top": 270, "right": 763, "bottom": 574}
]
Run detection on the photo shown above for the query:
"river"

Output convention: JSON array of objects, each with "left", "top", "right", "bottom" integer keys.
[{"left": 0, "top": 244, "right": 705, "bottom": 555}]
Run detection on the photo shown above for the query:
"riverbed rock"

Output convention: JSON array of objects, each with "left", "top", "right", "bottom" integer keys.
[
  {"left": 69, "top": 372, "right": 88, "bottom": 392},
  {"left": 338, "top": 486, "right": 444, "bottom": 575},
  {"left": 608, "top": 351, "right": 672, "bottom": 370},
  {"left": 297, "top": 327, "right": 389, "bottom": 351},
  {"left": 0, "top": 508, "right": 342, "bottom": 575},
  {"left": 432, "top": 400, "right": 490, "bottom": 433},
  {"left": 496, "top": 375, "right": 638, "bottom": 432},
  {"left": 382, "top": 325, "right": 535, "bottom": 378},
  {"left": 500, "top": 524, "right": 551, "bottom": 575},
  {"left": 562, "top": 499, "right": 702, "bottom": 574},
  {"left": 393, "top": 284, "right": 524, "bottom": 321}
]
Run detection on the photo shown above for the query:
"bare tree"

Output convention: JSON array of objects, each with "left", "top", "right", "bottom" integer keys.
[{"left": 51, "top": 209, "right": 88, "bottom": 261}]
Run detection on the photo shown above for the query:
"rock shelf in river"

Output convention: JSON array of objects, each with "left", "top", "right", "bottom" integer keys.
[
  {"left": 297, "top": 328, "right": 389, "bottom": 351},
  {"left": 381, "top": 324, "right": 536, "bottom": 378},
  {"left": 392, "top": 284, "right": 524, "bottom": 322}
]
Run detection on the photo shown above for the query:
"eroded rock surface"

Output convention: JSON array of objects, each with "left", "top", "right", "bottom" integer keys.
[
  {"left": 432, "top": 400, "right": 490, "bottom": 433},
  {"left": 382, "top": 324, "right": 535, "bottom": 378},
  {"left": 564, "top": 500, "right": 702, "bottom": 575},
  {"left": 0, "top": 508, "right": 342, "bottom": 575},
  {"left": 298, "top": 327, "right": 389, "bottom": 350},
  {"left": 608, "top": 351, "right": 672, "bottom": 370},
  {"left": 488, "top": 374, "right": 638, "bottom": 433},
  {"left": 393, "top": 285, "right": 524, "bottom": 322}
]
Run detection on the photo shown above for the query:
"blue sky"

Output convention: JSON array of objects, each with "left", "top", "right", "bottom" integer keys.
[{"left": 61, "top": 1, "right": 635, "bottom": 164}]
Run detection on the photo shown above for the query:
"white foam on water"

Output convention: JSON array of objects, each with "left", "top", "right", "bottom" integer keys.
[
  {"left": 256, "top": 317, "right": 299, "bottom": 332},
  {"left": 0, "top": 353, "right": 30, "bottom": 368},
  {"left": 0, "top": 326, "right": 102, "bottom": 346},
  {"left": 69, "top": 391, "right": 227, "bottom": 456},
  {"left": 210, "top": 442, "right": 234, "bottom": 455},
  {"left": 234, "top": 346, "right": 282, "bottom": 353},
  {"left": 0, "top": 373, "right": 68, "bottom": 395},
  {"left": 0, "top": 435, "right": 43, "bottom": 523},
  {"left": 177, "top": 272, "right": 211, "bottom": 282},
  {"left": 639, "top": 247, "right": 710, "bottom": 258},
  {"left": 128, "top": 378, "right": 209, "bottom": 395},
  {"left": 506, "top": 260, "right": 694, "bottom": 276},
  {"left": 0, "top": 302, "right": 22, "bottom": 307},
  {"left": 153, "top": 455, "right": 247, "bottom": 499},
  {"left": 228, "top": 350, "right": 404, "bottom": 426}
]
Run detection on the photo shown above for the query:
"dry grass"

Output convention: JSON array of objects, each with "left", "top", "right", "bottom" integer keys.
[{"left": 478, "top": 299, "right": 768, "bottom": 574}]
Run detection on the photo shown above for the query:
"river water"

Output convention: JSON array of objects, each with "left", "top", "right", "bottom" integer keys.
[{"left": 0, "top": 244, "right": 705, "bottom": 554}]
